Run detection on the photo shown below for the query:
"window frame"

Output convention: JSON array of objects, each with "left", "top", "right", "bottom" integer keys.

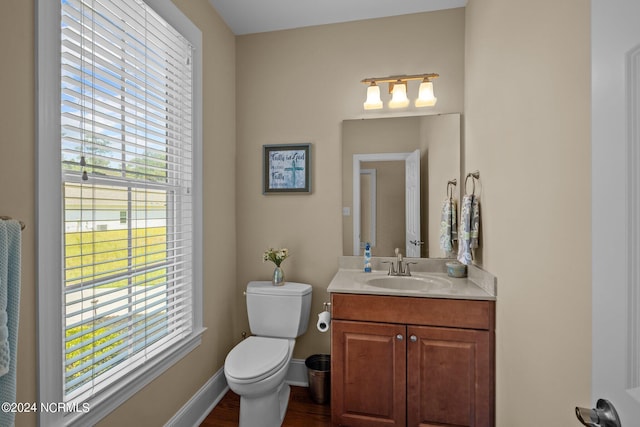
[{"left": 36, "top": 1, "right": 204, "bottom": 425}]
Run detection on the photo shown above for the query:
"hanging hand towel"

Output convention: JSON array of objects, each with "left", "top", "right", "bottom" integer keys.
[
  {"left": 457, "top": 194, "right": 480, "bottom": 265},
  {"left": 439, "top": 198, "right": 458, "bottom": 255},
  {"left": 0, "top": 310, "right": 7, "bottom": 378},
  {"left": 0, "top": 220, "right": 22, "bottom": 427},
  {"left": 0, "top": 223, "right": 11, "bottom": 378}
]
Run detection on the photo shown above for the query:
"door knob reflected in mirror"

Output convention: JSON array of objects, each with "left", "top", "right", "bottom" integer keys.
[{"left": 575, "top": 399, "right": 621, "bottom": 427}]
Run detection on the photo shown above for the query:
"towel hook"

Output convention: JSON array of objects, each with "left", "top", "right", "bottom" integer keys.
[
  {"left": 464, "top": 171, "right": 480, "bottom": 196},
  {"left": 447, "top": 179, "right": 457, "bottom": 199}
]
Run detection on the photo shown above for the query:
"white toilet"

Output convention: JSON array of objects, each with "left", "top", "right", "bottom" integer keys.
[{"left": 224, "top": 281, "right": 312, "bottom": 427}]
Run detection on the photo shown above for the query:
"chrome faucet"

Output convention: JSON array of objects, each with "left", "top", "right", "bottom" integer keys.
[{"left": 382, "top": 248, "right": 416, "bottom": 276}]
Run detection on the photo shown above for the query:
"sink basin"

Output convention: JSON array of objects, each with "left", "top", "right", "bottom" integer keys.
[{"left": 363, "top": 275, "right": 452, "bottom": 292}]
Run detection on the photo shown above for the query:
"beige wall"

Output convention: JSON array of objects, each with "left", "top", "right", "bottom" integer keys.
[
  {"left": 1, "top": 1, "right": 237, "bottom": 425},
  {"left": 1, "top": 2, "right": 37, "bottom": 426},
  {"left": 236, "top": 9, "right": 466, "bottom": 359},
  {"left": 422, "top": 113, "right": 461, "bottom": 257},
  {"left": 465, "top": 0, "right": 591, "bottom": 426}
]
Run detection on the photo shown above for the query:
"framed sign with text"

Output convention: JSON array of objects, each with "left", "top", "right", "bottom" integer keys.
[{"left": 262, "top": 143, "right": 311, "bottom": 194}]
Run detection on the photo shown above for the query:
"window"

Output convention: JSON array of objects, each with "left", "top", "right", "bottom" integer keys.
[{"left": 37, "top": 1, "right": 203, "bottom": 425}]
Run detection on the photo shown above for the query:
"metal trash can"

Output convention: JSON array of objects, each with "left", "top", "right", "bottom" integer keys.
[{"left": 305, "top": 354, "right": 331, "bottom": 404}]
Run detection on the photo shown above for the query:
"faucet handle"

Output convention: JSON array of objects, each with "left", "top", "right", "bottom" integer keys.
[
  {"left": 404, "top": 262, "right": 417, "bottom": 276},
  {"left": 381, "top": 261, "right": 395, "bottom": 276}
]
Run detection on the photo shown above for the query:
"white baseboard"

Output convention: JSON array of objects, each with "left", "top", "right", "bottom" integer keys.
[
  {"left": 164, "top": 367, "right": 229, "bottom": 427},
  {"left": 166, "top": 358, "right": 309, "bottom": 427},
  {"left": 286, "top": 358, "right": 309, "bottom": 386}
]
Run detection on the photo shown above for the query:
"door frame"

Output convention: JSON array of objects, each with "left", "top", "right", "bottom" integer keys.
[{"left": 352, "top": 151, "right": 420, "bottom": 256}]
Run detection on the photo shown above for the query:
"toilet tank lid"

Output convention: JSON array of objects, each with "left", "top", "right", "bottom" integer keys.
[{"left": 247, "top": 281, "right": 312, "bottom": 296}]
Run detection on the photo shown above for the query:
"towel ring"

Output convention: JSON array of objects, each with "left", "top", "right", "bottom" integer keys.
[
  {"left": 464, "top": 171, "right": 480, "bottom": 196},
  {"left": 447, "top": 179, "right": 457, "bottom": 199},
  {"left": 0, "top": 216, "right": 25, "bottom": 230}
]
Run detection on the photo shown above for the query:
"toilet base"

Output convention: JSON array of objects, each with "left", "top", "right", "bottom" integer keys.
[{"left": 239, "top": 382, "right": 291, "bottom": 427}]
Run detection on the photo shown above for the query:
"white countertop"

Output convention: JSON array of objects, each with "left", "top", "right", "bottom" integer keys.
[{"left": 327, "top": 268, "right": 496, "bottom": 301}]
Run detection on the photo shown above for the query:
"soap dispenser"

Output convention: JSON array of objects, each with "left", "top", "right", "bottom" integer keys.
[{"left": 364, "top": 242, "right": 372, "bottom": 272}]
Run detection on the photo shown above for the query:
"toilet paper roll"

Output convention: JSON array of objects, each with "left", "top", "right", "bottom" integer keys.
[{"left": 317, "top": 311, "right": 331, "bottom": 332}]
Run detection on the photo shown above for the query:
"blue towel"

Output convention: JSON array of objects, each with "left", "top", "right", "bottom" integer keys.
[
  {"left": 457, "top": 195, "right": 480, "bottom": 265},
  {"left": 0, "top": 220, "right": 22, "bottom": 427},
  {"left": 439, "top": 198, "right": 458, "bottom": 255}
]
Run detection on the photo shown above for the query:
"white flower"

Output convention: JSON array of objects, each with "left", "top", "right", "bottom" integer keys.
[{"left": 263, "top": 247, "right": 290, "bottom": 267}]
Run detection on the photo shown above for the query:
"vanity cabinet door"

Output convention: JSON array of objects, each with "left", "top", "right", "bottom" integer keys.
[
  {"left": 331, "top": 320, "right": 407, "bottom": 427},
  {"left": 407, "top": 325, "right": 493, "bottom": 427}
]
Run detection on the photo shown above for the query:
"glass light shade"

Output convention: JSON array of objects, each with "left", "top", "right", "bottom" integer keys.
[
  {"left": 415, "top": 80, "right": 437, "bottom": 107},
  {"left": 363, "top": 84, "right": 383, "bottom": 110},
  {"left": 388, "top": 82, "right": 410, "bottom": 108}
]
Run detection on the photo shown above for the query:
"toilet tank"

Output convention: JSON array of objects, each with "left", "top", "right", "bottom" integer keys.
[{"left": 246, "top": 281, "right": 312, "bottom": 338}]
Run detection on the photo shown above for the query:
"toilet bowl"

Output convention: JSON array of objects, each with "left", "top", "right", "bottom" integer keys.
[
  {"left": 223, "top": 281, "right": 312, "bottom": 427},
  {"left": 224, "top": 337, "right": 294, "bottom": 427}
]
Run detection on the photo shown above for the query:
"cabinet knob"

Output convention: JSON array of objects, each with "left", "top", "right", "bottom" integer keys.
[
  {"left": 396, "top": 334, "right": 403, "bottom": 341},
  {"left": 410, "top": 335, "right": 417, "bottom": 342}
]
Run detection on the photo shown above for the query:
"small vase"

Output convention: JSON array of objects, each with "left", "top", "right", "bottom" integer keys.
[{"left": 272, "top": 266, "right": 285, "bottom": 286}]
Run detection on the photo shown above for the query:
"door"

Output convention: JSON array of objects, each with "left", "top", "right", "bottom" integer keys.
[
  {"left": 405, "top": 149, "right": 421, "bottom": 257},
  {"left": 591, "top": 0, "right": 640, "bottom": 423},
  {"left": 407, "top": 325, "right": 492, "bottom": 427},
  {"left": 331, "top": 320, "right": 407, "bottom": 427}
]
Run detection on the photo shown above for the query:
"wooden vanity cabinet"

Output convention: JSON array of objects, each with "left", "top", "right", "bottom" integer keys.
[{"left": 330, "top": 293, "right": 495, "bottom": 427}]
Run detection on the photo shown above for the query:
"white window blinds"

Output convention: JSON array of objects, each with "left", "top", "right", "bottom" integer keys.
[{"left": 61, "top": 0, "right": 194, "bottom": 402}]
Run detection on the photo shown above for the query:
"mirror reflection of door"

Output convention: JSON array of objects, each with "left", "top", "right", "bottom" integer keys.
[
  {"left": 360, "top": 162, "right": 405, "bottom": 256},
  {"left": 352, "top": 152, "right": 419, "bottom": 256},
  {"left": 405, "top": 149, "right": 421, "bottom": 257}
]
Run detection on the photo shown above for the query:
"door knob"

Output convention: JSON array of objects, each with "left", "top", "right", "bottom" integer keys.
[
  {"left": 396, "top": 334, "right": 403, "bottom": 341},
  {"left": 409, "top": 240, "right": 424, "bottom": 246},
  {"left": 409, "top": 335, "right": 417, "bottom": 342},
  {"left": 575, "top": 399, "right": 621, "bottom": 427}
]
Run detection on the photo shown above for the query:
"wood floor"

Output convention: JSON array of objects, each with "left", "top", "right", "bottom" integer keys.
[{"left": 200, "top": 386, "right": 331, "bottom": 427}]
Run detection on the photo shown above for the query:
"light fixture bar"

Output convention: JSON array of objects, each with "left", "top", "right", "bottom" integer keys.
[
  {"left": 361, "top": 73, "right": 439, "bottom": 85},
  {"left": 361, "top": 73, "right": 440, "bottom": 109}
]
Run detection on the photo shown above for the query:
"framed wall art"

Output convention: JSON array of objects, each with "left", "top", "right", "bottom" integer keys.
[{"left": 263, "top": 143, "right": 312, "bottom": 194}]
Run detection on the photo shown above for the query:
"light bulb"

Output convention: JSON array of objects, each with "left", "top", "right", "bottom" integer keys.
[
  {"left": 415, "top": 80, "right": 437, "bottom": 107},
  {"left": 363, "top": 83, "right": 383, "bottom": 110},
  {"left": 388, "top": 82, "right": 409, "bottom": 108}
]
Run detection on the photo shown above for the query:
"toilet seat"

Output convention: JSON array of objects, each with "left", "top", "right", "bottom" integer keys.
[{"left": 225, "top": 336, "right": 291, "bottom": 383}]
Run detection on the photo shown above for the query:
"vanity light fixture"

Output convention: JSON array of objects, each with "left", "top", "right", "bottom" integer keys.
[{"left": 361, "top": 73, "right": 439, "bottom": 110}]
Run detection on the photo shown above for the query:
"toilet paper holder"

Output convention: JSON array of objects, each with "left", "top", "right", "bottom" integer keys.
[{"left": 317, "top": 302, "right": 332, "bottom": 333}]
